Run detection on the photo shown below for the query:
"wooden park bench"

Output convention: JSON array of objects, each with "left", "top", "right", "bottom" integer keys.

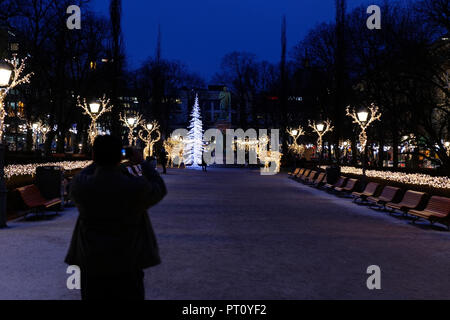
[
  {"left": 288, "top": 168, "right": 301, "bottom": 177},
  {"left": 352, "top": 182, "right": 380, "bottom": 203},
  {"left": 334, "top": 178, "right": 359, "bottom": 194},
  {"left": 295, "top": 169, "right": 311, "bottom": 181},
  {"left": 386, "top": 190, "right": 427, "bottom": 215},
  {"left": 325, "top": 176, "right": 347, "bottom": 191},
  {"left": 17, "top": 185, "right": 62, "bottom": 218},
  {"left": 367, "top": 186, "right": 401, "bottom": 209},
  {"left": 293, "top": 168, "right": 306, "bottom": 180},
  {"left": 408, "top": 196, "right": 450, "bottom": 230},
  {"left": 301, "top": 170, "right": 317, "bottom": 183},
  {"left": 310, "top": 173, "right": 327, "bottom": 187}
]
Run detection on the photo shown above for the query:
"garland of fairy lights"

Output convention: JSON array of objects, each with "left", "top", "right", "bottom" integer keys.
[
  {"left": 319, "top": 166, "right": 450, "bottom": 190},
  {"left": 5, "top": 161, "right": 92, "bottom": 180}
]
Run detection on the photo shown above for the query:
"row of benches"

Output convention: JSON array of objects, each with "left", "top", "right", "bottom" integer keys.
[{"left": 288, "top": 168, "right": 450, "bottom": 230}]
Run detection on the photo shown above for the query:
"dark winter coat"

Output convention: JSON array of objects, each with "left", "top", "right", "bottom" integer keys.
[{"left": 65, "top": 161, "right": 167, "bottom": 275}]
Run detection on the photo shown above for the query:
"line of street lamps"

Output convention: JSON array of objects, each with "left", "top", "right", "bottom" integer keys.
[{"left": 287, "top": 105, "right": 382, "bottom": 180}]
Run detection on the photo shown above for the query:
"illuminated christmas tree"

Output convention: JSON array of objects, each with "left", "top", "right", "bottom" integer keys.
[{"left": 185, "top": 94, "right": 203, "bottom": 169}]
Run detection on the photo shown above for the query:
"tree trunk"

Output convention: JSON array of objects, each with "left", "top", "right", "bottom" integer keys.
[{"left": 392, "top": 130, "right": 399, "bottom": 169}]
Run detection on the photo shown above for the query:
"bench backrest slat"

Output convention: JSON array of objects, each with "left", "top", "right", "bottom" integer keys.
[
  {"left": 307, "top": 171, "right": 317, "bottom": 178},
  {"left": 378, "top": 186, "right": 400, "bottom": 202},
  {"left": 335, "top": 177, "right": 347, "bottom": 188},
  {"left": 17, "top": 185, "right": 47, "bottom": 208},
  {"left": 364, "top": 182, "right": 379, "bottom": 195},
  {"left": 345, "top": 179, "right": 358, "bottom": 189},
  {"left": 399, "top": 190, "right": 426, "bottom": 207},
  {"left": 302, "top": 169, "right": 311, "bottom": 178},
  {"left": 425, "top": 196, "right": 450, "bottom": 215},
  {"left": 314, "top": 173, "right": 326, "bottom": 184},
  {"left": 296, "top": 169, "right": 306, "bottom": 178}
]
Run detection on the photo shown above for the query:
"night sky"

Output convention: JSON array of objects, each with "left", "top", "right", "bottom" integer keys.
[{"left": 90, "top": 0, "right": 374, "bottom": 81}]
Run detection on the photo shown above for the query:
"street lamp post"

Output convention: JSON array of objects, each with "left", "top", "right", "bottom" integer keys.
[
  {"left": 120, "top": 112, "right": 143, "bottom": 146},
  {"left": 309, "top": 120, "right": 334, "bottom": 168},
  {"left": 0, "top": 58, "right": 33, "bottom": 229},
  {"left": 77, "top": 95, "right": 113, "bottom": 146},
  {"left": 138, "top": 120, "right": 161, "bottom": 159},
  {"left": 346, "top": 103, "right": 382, "bottom": 179},
  {"left": 287, "top": 126, "right": 306, "bottom": 156}
]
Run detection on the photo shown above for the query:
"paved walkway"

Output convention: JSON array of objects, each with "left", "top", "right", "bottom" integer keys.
[{"left": 0, "top": 168, "right": 449, "bottom": 300}]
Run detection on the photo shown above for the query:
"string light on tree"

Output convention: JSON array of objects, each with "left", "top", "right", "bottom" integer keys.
[
  {"left": 346, "top": 104, "right": 382, "bottom": 150},
  {"left": 139, "top": 120, "right": 161, "bottom": 158},
  {"left": 77, "top": 95, "right": 112, "bottom": 146},
  {"left": 0, "top": 58, "right": 33, "bottom": 142},
  {"left": 309, "top": 119, "right": 334, "bottom": 155},
  {"left": 120, "top": 112, "right": 143, "bottom": 146},
  {"left": 346, "top": 103, "right": 382, "bottom": 177},
  {"left": 287, "top": 126, "right": 306, "bottom": 156},
  {"left": 29, "top": 121, "right": 50, "bottom": 149},
  {"left": 185, "top": 94, "right": 204, "bottom": 169}
]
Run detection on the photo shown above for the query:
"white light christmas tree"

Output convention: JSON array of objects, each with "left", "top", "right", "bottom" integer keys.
[{"left": 185, "top": 94, "right": 204, "bottom": 169}]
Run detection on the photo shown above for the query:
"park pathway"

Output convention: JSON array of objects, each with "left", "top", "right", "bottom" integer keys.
[{"left": 0, "top": 168, "right": 449, "bottom": 300}]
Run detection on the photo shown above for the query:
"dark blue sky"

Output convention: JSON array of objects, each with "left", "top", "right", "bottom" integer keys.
[{"left": 90, "top": 0, "right": 372, "bottom": 81}]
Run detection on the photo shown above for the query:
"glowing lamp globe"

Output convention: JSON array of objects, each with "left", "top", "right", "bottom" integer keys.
[
  {"left": 32, "top": 123, "right": 39, "bottom": 130},
  {"left": 316, "top": 123, "right": 325, "bottom": 132},
  {"left": 357, "top": 109, "right": 369, "bottom": 123},
  {"left": 0, "top": 63, "right": 12, "bottom": 87},
  {"left": 127, "top": 117, "right": 137, "bottom": 126},
  {"left": 89, "top": 102, "right": 101, "bottom": 114},
  {"left": 445, "top": 141, "right": 450, "bottom": 148},
  {"left": 146, "top": 123, "right": 154, "bottom": 130},
  {"left": 291, "top": 130, "right": 298, "bottom": 136}
]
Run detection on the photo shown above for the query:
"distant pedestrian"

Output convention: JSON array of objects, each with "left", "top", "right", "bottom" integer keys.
[
  {"left": 159, "top": 147, "right": 168, "bottom": 174},
  {"left": 202, "top": 156, "right": 207, "bottom": 172},
  {"left": 65, "top": 136, "right": 167, "bottom": 300}
]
